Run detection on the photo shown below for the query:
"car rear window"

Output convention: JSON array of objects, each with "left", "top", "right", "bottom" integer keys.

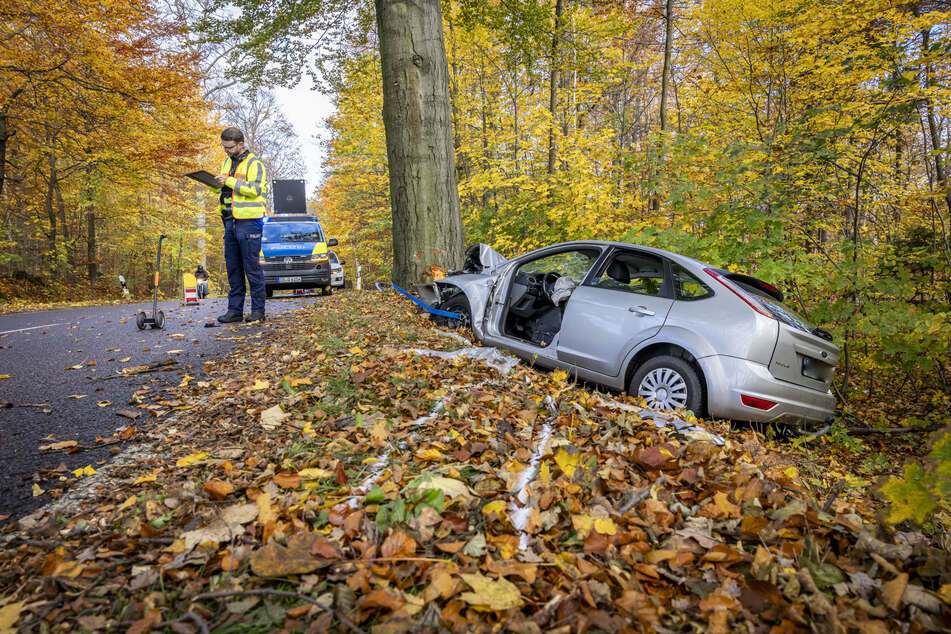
[
  {"left": 263, "top": 222, "right": 325, "bottom": 243},
  {"left": 735, "top": 282, "right": 816, "bottom": 333}
]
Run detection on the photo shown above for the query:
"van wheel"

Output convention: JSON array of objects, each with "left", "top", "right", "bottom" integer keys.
[
  {"left": 321, "top": 286, "right": 331, "bottom": 296},
  {"left": 629, "top": 355, "right": 705, "bottom": 415}
]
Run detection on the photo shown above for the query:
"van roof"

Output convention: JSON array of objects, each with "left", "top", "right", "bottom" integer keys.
[{"left": 265, "top": 215, "right": 319, "bottom": 223}]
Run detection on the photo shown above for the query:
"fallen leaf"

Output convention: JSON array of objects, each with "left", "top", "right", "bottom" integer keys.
[
  {"left": 0, "top": 375, "right": 9, "bottom": 380},
  {"left": 274, "top": 472, "right": 302, "bottom": 489},
  {"left": 96, "top": 400, "right": 111, "bottom": 407},
  {"left": 32, "top": 483, "right": 44, "bottom": 497},
  {"left": 39, "top": 440, "right": 78, "bottom": 451},
  {"left": 0, "top": 599, "right": 26, "bottom": 630},
  {"left": 67, "top": 394, "right": 87, "bottom": 399},
  {"left": 260, "top": 405, "right": 286, "bottom": 430},
  {"left": 381, "top": 531, "right": 417, "bottom": 558},
  {"left": 71, "top": 465, "right": 96, "bottom": 477},
  {"left": 459, "top": 573, "right": 524, "bottom": 610},
  {"left": 176, "top": 452, "right": 209, "bottom": 467},
  {"left": 250, "top": 533, "right": 320, "bottom": 576},
  {"left": 252, "top": 379, "right": 269, "bottom": 390},
  {"left": 882, "top": 573, "right": 908, "bottom": 612},
  {"left": 204, "top": 480, "right": 234, "bottom": 500}
]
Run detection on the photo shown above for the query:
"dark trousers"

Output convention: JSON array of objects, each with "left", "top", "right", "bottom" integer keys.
[{"left": 223, "top": 218, "right": 265, "bottom": 314}]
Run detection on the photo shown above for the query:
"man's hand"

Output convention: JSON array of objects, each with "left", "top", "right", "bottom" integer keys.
[{"left": 215, "top": 174, "right": 228, "bottom": 186}]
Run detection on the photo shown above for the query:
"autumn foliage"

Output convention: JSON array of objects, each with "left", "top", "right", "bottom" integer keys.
[{"left": 320, "top": 0, "right": 951, "bottom": 419}]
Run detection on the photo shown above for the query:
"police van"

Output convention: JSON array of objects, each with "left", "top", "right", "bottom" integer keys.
[{"left": 261, "top": 180, "right": 338, "bottom": 297}]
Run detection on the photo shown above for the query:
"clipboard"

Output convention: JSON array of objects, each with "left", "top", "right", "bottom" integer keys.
[{"left": 185, "top": 170, "right": 219, "bottom": 187}]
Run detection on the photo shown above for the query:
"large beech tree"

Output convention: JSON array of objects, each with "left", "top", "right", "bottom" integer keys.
[{"left": 375, "top": 0, "right": 464, "bottom": 286}]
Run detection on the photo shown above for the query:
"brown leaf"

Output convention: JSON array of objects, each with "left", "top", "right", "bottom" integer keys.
[
  {"left": 381, "top": 531, "right": 417, "bottom": 558},
  {"left": 636, "top": 445, "right": 677, "bottom": 469},
  {"left": 882, "top": 573, "right": 908, "bottom": 612},
  {"left": 203, "top": 480, "right": 234, "bottom": 501},
  {"left": 311, "top": 538, "right": 341, "bottom": 559},
  {"left": 273, "top": 472, "right": 302, "bottom": 489},
  {"left": 125, "top": 610, "right": 161, "bottom": 634},
  {"left": 357, "top": 588, "right": 404, "bottom": 613},
  {"left": 334, "top": 460, "right": 348, "bottom": 485},
  {"left": 250, "top": 533, "right": 320, "bottom": 576}
]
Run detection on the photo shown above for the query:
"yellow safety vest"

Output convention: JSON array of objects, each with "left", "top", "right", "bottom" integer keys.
[{"left": 215, "top": 152, "right": 268, "bottom": 219}]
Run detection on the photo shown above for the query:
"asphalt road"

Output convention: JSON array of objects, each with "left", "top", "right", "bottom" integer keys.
[{"left": 0, "top": 293, "right": 319, "bottom": 521}]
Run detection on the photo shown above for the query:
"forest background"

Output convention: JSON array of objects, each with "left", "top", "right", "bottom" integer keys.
[{"left": 1, "top": 0, "right": 949, "bottom": 435}]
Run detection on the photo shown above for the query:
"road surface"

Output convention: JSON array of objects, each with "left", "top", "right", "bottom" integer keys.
[{"left": 0, "top": 293, "right": 319, "bottom": 521}]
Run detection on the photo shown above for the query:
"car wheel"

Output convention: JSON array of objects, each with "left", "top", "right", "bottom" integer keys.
[
  {"left": 265, "top": 286, "right": 273, "bottom": 298},
  {"left": 321, "top": 286, "right": 331, "bottom": 296},
  {"left": 442, "top": 293, "right": 471, "bottom": 330},
  {"left": 629, "top": 355, "right": 704, "bottom": 415}
]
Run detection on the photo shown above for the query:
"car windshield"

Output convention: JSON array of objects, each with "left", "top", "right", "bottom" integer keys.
[{"left": 263, "top": 222, "right": 324, "bottom": 243}]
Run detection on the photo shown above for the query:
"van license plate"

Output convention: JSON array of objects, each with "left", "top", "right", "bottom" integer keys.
[{"left": 279, "top": 276, "right": 302, "bottom": 283}]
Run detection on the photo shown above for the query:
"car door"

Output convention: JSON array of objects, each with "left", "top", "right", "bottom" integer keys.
[{"left": 557, "top": 249, "right": 674, "bottom": 377}]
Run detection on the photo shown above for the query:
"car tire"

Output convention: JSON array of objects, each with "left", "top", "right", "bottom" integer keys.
[
  {"left": 442, "top": 293, "right": 472, "bottom": 330},
  {"left": 321, "top": 286, "right": 331, "bottom": 296},
  {"left": 629, "top": 355, "right": 705, "bottom": 416},
  {"left": 266, "top": 286, "right": 273, "bottom": 298}
]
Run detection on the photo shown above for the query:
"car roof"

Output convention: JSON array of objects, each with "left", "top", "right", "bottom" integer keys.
[
  {"left": 265, "top": 215, "right": 320, "bottom": 223},
  {"left": 521, "top": 240, "right": 712, "bottom": 270}
]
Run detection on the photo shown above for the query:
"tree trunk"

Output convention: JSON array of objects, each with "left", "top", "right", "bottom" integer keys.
[
  {"left": 650, "top": 0, "right": 674, "bottom": 213},
  {"left": 0, "top": 88, "right": 23, "bottom": 199},
  {"left": 87, "top": 212, "right": 98, "bottom": 283},
  {"left": 45, "top": 153, "right": 58, "bottom": 253},
  {"left": 375, "top": 0, "right": 464, "bottom": 287},
  {"left": 547, "top": 0, "right": 564, "bottom": 175},
  {"left": 921, "top": 27, "right": 951, "bottom": 216}
]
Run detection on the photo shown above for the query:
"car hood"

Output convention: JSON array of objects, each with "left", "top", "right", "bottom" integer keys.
[{"left": 262, "top": 241, "right": 320, "bottom": 257}]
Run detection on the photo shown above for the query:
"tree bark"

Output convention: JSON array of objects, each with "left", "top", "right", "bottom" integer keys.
[
  {"left": 0, "top": 88, "right": 23, "bottom": 199},
  {"left": 547, "top": 0, "right": 564, "bottom": 175},
  {"left": 45, "top": 153, "right": 57, "bottom": 253},
  {"left": 650, "top": 0, "right": 674, "bottom": 213},
  {"left": 921, "top": 26, "right": 951, "bottom": 216},
  {"left": 375, "top": 0, "right": 464, "bottom": 287},
  {"left": 87, "top": 211, "right": 98, "bottom": 283}
]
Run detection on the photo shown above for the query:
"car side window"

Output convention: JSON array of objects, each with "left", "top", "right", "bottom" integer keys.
[
  {"left": 671, "top": 263, "right": 712, "bottom": 300},
  {"left": 519, "top": 249, "right": 601, "bottom": 280},
  {"left": 593, "top": 251, "right": 666, "bottom": 296}
]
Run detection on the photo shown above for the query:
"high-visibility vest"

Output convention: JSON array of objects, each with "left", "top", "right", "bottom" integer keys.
[{"left": 215, "top": 152, "right": 269, "bottom": 219}]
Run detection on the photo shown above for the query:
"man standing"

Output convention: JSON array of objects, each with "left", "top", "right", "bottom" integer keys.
[{"left": 212, "top": 127, "right": 268, "bottom": 322}]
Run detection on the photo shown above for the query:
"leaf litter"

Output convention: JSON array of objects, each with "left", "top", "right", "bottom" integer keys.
[{"left": 0, "top": 292, "right": 948, "bottom": 632}]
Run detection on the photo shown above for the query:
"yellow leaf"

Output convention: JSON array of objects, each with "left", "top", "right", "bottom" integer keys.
[
  {"left": 252, "top": 380, "right": 269, "bottom": 390},
  {"left": 0, "top": 598, "right": 26, "bottom": 631},
  {"left": 179, "top": 374, "right": 193, "bottom": 387},
  {"left": 257, "top": 492, "right": 277, "bottom": 525},
  {"left": 71, "top": 465, "right": 96, "bottom": 477},
  {"left": 260, "top": 405, "right": 286, "bottom": 430},
  {"left": 482, "top": 500, "right": 507, "bottom": 517},
  {"left": 167, "top": 349, "right": 183, "bottom": 354},
  {"left": 415, "top": 448, "right": 442, "bottom": 462},
  {"left": 348, "top": 346, "right": 363, "bottom": 354},
  {"left": 135, "top": 470, "right": 158, "bottom": 484},
  {"left": 67, "top": 394, "right": 87, "bottom": 399},
  {"left": 118, "top": 496, "right": 137, "bottom": 510},
  {"left": 459, "top": 573, "right": 523, "bottom": 610},
  {"left": 594, "top": 517, "right": 617, "bottom": 535},
  {"left": 0, "top": 374, "right": 9, "bottom": 380},
  {"left": 97, "top": 400, "right": 111, "bottom": 407},
  {"left": 119, "top": 357, "right": 132, "bottom": 363},
  {"left": 176, "top": 452, "right": 209, "bottom": 467},
  {"left": 551, "top": 369, "right": 568, "bottom": 383},
  {"left": 554, "top": 448, "right": 583, "bottom": 478},
  {"left": 783, "top": 466, "right": 799, "bottom": 480},
  {"left": 298, "top": 467, "right": 333, "bottom": 480},
  {"left": 572, "top": 514, "right": 594, "bottom": 539},
  {"left": 32, "top": 483, "right": 44, "bottom": 497}
]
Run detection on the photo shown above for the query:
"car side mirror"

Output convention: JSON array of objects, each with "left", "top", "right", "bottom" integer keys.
[
  {"left": 340, "top": 259, "right": 346, "bottom": 265},
  {"left": 328, "top": 238, "right": 338, "bottom": 247}
]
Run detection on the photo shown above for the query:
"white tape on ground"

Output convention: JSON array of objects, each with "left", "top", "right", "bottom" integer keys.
[{"left": 0, "top": 322, "right": 68, "bottom": 335}]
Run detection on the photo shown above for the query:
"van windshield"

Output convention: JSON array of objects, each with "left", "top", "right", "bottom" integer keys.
[{"left": 263, "top": 222, "right": 324, "bottom": 243}]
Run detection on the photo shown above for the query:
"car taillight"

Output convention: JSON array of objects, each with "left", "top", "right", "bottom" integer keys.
[
  {"left": 703, "top": 268, "right": 775, "bottom": 319},
  {"left": 741, "top": 394, "right": 777, "bottom": 410}
]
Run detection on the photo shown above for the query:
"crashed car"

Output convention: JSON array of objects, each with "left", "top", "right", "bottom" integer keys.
[{"left": 424, "top": 242, "right": 838, "bottom": 424}]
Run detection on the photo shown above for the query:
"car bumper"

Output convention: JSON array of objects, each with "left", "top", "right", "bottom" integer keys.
[
  {"left": 264, "top": 271, "right": 331, "bottom": 288},
  {"left": 699, "top": 355, "right": 836, "bottom": 424},
  {"left": 331, "top": 273, "right": 344, "bottom": 287}
]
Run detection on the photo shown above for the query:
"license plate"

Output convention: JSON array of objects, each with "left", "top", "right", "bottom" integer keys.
[{"left": 279, "top": 276, "right": 302, "bottom": 283}]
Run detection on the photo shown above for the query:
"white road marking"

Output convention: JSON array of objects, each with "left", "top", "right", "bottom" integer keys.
[{"left": 0, "top": 322, "right": 68, "bottom": 336}]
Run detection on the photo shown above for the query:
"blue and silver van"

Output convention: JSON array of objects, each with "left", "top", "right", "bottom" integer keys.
[{"left": 260, "top": 215, "right": 338, "bottom": 297}]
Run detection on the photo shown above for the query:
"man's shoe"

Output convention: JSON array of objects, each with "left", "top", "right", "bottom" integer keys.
[
  {"left": 217, "top": 311, "right": 243, "bottom": 323},
  {"left": 245, "top": 311, "right": 265, "bottom": 322}
]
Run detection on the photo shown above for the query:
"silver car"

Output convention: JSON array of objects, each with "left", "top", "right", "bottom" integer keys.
[
  {"left": 425, "top": 242, "right": 838, "bottom": 424},
  {"left": 329, "top": 251, "right": 345, "bottom": 288}
]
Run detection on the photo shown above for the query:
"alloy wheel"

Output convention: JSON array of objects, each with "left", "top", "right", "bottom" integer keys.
[{"left": 638, "top": 367, "right": 688, "bottom": 410}]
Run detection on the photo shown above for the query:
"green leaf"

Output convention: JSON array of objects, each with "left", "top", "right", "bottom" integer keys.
[{"left": 881, "top": 464, "right": 937, "bottom": 524}]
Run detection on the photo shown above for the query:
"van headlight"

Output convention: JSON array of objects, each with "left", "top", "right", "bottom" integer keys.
[{"left": 311, "top": 254, "right": 329, "bottom": 263}]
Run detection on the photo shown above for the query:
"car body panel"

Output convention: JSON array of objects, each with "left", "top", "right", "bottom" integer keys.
[{"left": 558, "top": 285, "right": 673, "bottom": 376}]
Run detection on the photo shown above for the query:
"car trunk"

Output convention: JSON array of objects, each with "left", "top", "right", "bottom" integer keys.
[{"left": 768, "top": 325, "right": 838, "bottom": 391}]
